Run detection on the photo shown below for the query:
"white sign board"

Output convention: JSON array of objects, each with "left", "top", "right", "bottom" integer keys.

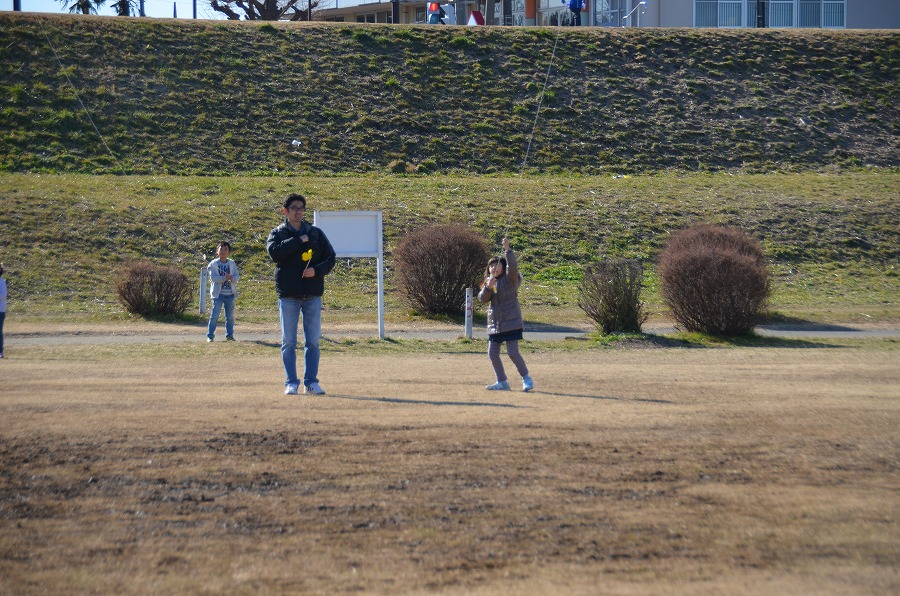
[
  {"left": 313, "top": 211, "right": 385, "bottom": 339},
  {"left": 313, "top": 211, "right": 381, "bottom": 258}
]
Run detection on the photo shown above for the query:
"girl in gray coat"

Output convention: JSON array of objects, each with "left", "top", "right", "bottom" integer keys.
[{"left": 478, "top": 237, "right": 534, "bottom": 392}]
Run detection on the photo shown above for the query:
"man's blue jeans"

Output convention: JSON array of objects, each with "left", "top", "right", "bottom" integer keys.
[
  {"left": 207, "top": 294, "right": 235, "bottom": 340},
  {"left": 279, "top": 296, "right": 322, "bottom": 388}
]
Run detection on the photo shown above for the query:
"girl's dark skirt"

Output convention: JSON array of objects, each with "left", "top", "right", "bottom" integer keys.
[{"left": 488, "top": 328, "right": 523, "bottom": 343}]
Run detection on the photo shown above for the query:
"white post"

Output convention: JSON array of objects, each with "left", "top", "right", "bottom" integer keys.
[
  {"left": 199, "top": 266, "right": 207, "bottom": 314},
  {"left": 377, "top": 211, "right": 385, "bottom": 340},
  {"left": 464, "top": 287, "right": 474, "bottom": 339}
]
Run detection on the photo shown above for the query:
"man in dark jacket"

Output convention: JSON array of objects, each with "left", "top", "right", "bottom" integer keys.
[{"left": 266, "top": 193, "right": 336, "bottom": 396}]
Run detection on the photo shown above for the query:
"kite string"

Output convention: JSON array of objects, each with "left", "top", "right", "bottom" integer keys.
[
  {"left": 501, "top": 31, "right": 561, "bottom": 251},
  {"left": 45, "top": 33, "right": 125, "bottom": 174},
  {"left": 520, "top": 32, "right": 561, "bottom": 179}
]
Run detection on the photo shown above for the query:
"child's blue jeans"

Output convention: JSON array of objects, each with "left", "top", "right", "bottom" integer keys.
[{"left": 207, "top": 295, "right": 235, "bottom": 339}]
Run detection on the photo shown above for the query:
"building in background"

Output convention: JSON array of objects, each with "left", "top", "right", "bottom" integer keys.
[{"left": 315, "top": 0, "right": 900, "bottom": 28}]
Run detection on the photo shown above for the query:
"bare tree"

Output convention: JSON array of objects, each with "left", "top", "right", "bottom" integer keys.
[
  {"left": 59, "top": 0, "right": 106, "bottom": 14},
  {"left": 209, "top": 0, "right": 324, "bottom": 21}
]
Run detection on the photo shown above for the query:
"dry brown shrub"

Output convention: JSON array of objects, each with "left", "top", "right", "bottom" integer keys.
[
  {"left": 115, "top": 261, "right": 193, "bottom": 316},
  {"left": 578, "top": 258, "right": 647, "bottom": 334},
  {"left": 659, "top": 224, "right": 770, "bottom": 336},
  {"left": 393, "top": 225, "right": 490, "bottom": 316}
]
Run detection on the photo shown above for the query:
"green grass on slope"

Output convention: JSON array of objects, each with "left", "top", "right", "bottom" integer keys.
[
  {"left": 0, "top": 14, "right": 897, "bottom": 175},
  {"left": 1, "top": 172, "right": 896, "bottom": 323}
]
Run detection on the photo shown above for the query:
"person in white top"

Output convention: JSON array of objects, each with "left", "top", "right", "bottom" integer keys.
[{"left": 206, "top": 242, "right": 239, "bottom": 342}]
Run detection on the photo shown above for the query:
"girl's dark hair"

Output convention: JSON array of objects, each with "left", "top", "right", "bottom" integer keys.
[
  {"left": 218, "top": 241, "right": 232, "bottom": 251},
  {"left": 283, "top": 193, "right": 306, "bottom": 209},
  {"left": 484, "top": 257, "right": 507, "bottom": 279}
]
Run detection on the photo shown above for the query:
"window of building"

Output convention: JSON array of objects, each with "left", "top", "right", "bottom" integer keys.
[
  {"left": 799, "top": 0, "right": 821, "bottom": 26},
  {"left": 696, "top": 0, "right": 743, "bottom": 26},
  {"left": 355, "top": 11, "right": 392, "bottom": 23},
  {"left": 799, "top": 0, "right": 848, "bottom": 28},
  {"left": 594, "top": 0, "right": 626, "bottom": 26},
  {"left": 537, "top": 0, "right": 570, "bottom": 26},
  {"left": 822, "top": 0, "right": 845, "bottom": 27},
  {"left": 511, "top": 0, "right": 526, "bottom": 26},
  {"left": 722, "top": 0, "right": 743, "bottom": 26},
  {"left": 768, "top": 0, "right": 794, "bottom": 26},
  {"left": 502, "top": 0, "right": 514, "bottom": 25},
  {"left": 696, "top": 0, "right": 845, "bottom": 28}
]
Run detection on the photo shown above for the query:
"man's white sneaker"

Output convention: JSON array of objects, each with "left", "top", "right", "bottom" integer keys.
[
  {"left": 486, "top": 380, "right": 510, "bottom": 391},
  {"left": 522, "top": 375, "right": 534, "bottom": 392},
  {"left": 284, "top": 383, "right": 299, "bottom": 395},
  {"left": 304, "top": 382, "right": 326, "bottom": 395}
]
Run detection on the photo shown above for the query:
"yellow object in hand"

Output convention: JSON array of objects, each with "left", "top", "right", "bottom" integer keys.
[{"left": 301, "top": 249, "right": 313, "bottom": 262}]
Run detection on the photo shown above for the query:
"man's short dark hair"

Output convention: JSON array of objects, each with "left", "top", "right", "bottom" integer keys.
[
  {"left": 283, "top": 193, "right": 306, "bottom": 210},
  {"left": 218, "top": 241, "right": 232, "bottom": 251}
]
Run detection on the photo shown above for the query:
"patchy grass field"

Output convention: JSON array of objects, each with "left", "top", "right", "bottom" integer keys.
[
  {"left": 2, "top": 172, "right": 898, "bottom": 326},
  {"left": 1, "top": 337, "right": 897, "bottom": 593}
]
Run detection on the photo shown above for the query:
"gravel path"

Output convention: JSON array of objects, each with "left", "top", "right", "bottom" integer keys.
[{"left": 6, "top": 323, "right": 900, "bottom": 346}]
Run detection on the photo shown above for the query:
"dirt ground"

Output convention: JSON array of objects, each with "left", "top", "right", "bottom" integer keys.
[{"left": 1, "top": 339, "right": 898, "bottom": 594}]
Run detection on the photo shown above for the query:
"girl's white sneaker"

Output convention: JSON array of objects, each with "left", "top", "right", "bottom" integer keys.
[
  {"left": 486, "top": 380, "right": 510, "bottom": 390},
  {"left": 522, "top": 375, "right": 534, "bottom": 392}
]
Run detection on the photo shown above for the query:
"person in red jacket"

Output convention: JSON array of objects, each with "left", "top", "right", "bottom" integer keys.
[{"left": 478, "top": 237, "right": 534, "bottom": 392}]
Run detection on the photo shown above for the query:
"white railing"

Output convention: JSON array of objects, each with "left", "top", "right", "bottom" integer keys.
[{"left": 621, "top": 0, "right": 646, "bottom": 26}]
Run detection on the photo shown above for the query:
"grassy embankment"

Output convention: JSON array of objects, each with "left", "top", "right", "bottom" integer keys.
[{"left": 1, "top": 15, "right": 897, "bottom": 174}]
